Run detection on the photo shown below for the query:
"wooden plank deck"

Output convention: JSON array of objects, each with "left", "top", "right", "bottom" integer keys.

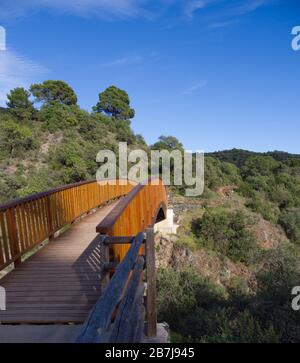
[{"left": 0, "top": 201, "right": 120, "bottom": 324}]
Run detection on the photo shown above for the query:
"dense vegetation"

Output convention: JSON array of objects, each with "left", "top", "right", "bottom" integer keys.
[
  {"left": 0, "top": 81, "right": 144, "bottom": 202},
  {"left": 158, "top": 243, "right": 300, "bottom": 343},
  {"left": 1, "top": 80, "right": 300, "bottom": 343},
  {"left": 157, "top": 148, "right": 300, "bottom": 343}
]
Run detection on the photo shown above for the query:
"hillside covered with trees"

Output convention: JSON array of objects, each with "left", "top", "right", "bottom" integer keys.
[
  {"left": 157, "top": 148, "right": 300, "bottom": 343},
  {"left": 0, "top": 80, "right": 300, "bottom": 343},
  {"left": 0, "top": 81, "right": 146, "bottom": 203}
]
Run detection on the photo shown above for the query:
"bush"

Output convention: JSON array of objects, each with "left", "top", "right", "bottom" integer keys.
[
  {"left": 201, "top": 310, "right": 279, "bottom": 343},
  {"left": 0, "top": 172, "right": 22, "bottom": 202},
  {"left": 254, "top": 245, "right": 300, "bottom": 342},
  {"left": 51, "top": 141, "right": 89, "bottom": 183},
  {"left": 191, "top": 209, "right": 259, "bottom": 264},
  {"left": 39, "top": 103, "right": 79, "bottom": 132},
  {"left": 157, "top": 268, "right": 281, "bottom": 343},
  {"left": 157, "top": 268, "right": 226, "bottom": 341},
  {"left": 278, "top": 209, "right": 300, "bottom": 244},
  {"left": 244, "top": 175, "right": 272, "bottom": 192},
  {"left": 270, "top": 185, "right": 295, "bottom": 209},
  {"left": 245, "top": 195, "right": 278, "bottom": 222},
  {"left": 241, "top": 156, "right": 279, "bottom": 178},
  {"left": 0, "top": 119, "right": 38, "bottom": 157}
]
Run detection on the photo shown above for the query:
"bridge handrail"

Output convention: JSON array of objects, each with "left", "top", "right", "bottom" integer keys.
[
  {"left": 78, "top": 227, "right": 157, "bottom": 343},
  {"left": 79, "top": 178, "right": 168, "bottom": 342},
  {"left": 77, "top": 232, "right": 145, "bottom": 343},
  {"left": 96, "top": 183, "right": 145, "bottom": 234},
  {"left": 96, "top": 177, "right": 167, "bottom": 262},
  {"left": 0, "top": 179, "right": 134, "bottom": 212},
  {"left": 0, "top": 179, "right": 135, "bottom": 271}
]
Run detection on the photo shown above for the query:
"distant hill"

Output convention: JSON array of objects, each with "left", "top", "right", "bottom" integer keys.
[{"left": 207, "top": 148, "right": 300, "bottom": 168}]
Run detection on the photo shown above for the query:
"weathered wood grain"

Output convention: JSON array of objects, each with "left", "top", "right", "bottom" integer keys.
[
  {"left": 76, "top": 232, "right": 145, "bottom": 343},
  {"left": 107, "top": 256, "right": 145, "bottom": 343},
  {"left": 145, "top": 227, "right": 157, "bottom": 337}
]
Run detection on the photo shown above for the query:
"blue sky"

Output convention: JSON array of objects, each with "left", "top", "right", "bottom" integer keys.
[{"left": 0, "top": 0, "right": 299, "bottom": 153}]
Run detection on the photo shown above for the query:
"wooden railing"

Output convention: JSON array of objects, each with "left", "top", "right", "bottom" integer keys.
[
  {"left": 77, "top": 232, "right": 147, "bottom": 343},
  {"left": 78, "top": 178, "right": 168, "bottom": 343},
  {"left": 97, "top": 178, "right": 167, "bottom": 262},
  {"left": 0, "top": 180, "right": 135, "bottom": 271},
  {"left": 77, "top": 228, "right": 157, "bottom": 343},
  {"left": 0, "top": 177, "right": 167, "bottom": 342}
]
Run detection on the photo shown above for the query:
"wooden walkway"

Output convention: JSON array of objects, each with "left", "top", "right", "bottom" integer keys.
[{"left": 0, "top": 201, "right": 120, "bottom": 324}]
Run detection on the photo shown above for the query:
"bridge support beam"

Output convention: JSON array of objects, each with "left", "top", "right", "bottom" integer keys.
[{"left": 145, "top": 228, "right": 157, "bottom": 338}]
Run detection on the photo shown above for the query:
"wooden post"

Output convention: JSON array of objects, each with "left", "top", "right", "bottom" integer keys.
[
  {"left": 7, "top": 209, "right": 21, "bottom": 267},
  {"left": 146, "top": 227, "right": 157, "bottom": 338},
  {"left": 101, "top": 235, "right": 110, "bottom": 290},
  {"left": 46, "top": 195, "right": 54, "bottom": 239}
]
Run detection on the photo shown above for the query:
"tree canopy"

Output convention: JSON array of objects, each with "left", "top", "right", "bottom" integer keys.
[
  {"left": 152, "top": 135, "right": 184, "bottom": 151},
  {"left": 93, "top": 86, "right": 135, "bottom": 120},
  {"left": 6, "top": 87, "right": 35, "bottom": 121},
  {"left": 7, "top": 88, "right": 33, "bottom": 109},
  {"left": 30, "top": 80, "right": 78, "bottom": 106}
]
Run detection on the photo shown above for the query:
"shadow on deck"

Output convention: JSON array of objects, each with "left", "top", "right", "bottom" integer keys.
[{"left": 0, "top": 200, "right": 120, "bottom": 325}]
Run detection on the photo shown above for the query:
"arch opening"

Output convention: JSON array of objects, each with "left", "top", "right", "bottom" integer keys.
[{"left": 153, "top": 203, "right": 167, "bottom": 225}]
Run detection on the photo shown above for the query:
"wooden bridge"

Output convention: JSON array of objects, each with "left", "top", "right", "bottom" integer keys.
[{"left": 0, "top": 179, "right": 168, "bottom": 343}]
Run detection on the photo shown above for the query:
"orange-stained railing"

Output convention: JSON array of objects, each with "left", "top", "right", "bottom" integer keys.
[
  {"left": 0, "top": 180, "right": 135, "bottom": 271},
  {"left": 78, "top": 178, "right": 168, "bottom": 342},
  {"left": 96, "top": 178, "right": 168, "bottom": 262}
]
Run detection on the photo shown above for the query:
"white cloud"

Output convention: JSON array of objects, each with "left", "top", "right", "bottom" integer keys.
[
  {"left": 98, "top": 51, "right": 161, "bottom": 67},
  {"left": 236, "top": 0, "right": 273, "bottom": 15},
  {"left": 185, "top": 0, "right": 214, "bottom": 18},
  {"left": 41, "top": 0, "right": 148, "bottom": 18},
  {"left": 0, "top": 50, "right": 47, "bottom": 106},
  {"left": 0, "top": 0, "right": 151, "bottom": 20},
  {"left": 198, "top": 0, "right": 275, "bottom": 29},
  {"left": 99, "top": 55, "right": 145, "bottom": 67},
  {"left": 182, "top": 81, "right": 207, "bottom": 95},
  {"left": 207, "top": 19, "right": 239, "bottom": 29},
  {"left": 0, "top": 0, "right": 276, "bottom": 21},
  {"left": 168, "top": 0, "right": 274, "bottom": 22}
]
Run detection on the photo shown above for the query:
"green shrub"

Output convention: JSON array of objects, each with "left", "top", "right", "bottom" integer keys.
[
  {"left": 278, "top": 209, "right": 300, "bottom": 244},
  {"left": 244, "top": 175, "right": 272, "bottom": 192},
  {"left": 0, "top": 172, "right": 22, "bottom": 202},
  {"left": 157, "top": 268, "right": 281, "bottom": 343},
  {"left": 201, "top": 310, "right": 279, "bottom": 343},
  {"left": 50, "top": 140, "right": 89, "bottom": 183},
  {"left": 39, "top": 103, "right": 79, "bottom": 132},
  {"left": 245, "top": 195, "right": 278, "bottom": 222},
  {"left": 191, "top": 209, "right": 259, "bottom": 264},
  {"left": 0, "top": 119, "right": 38, "bottom": 157},
  {"left": 241, "top": 156, "right": 280, "bottom": 178},
  {"left": 157, "top": 268, "right": 226, "bottom": 341},
  {"left": 254, "top": 245, "right": 300, "bottom": 342}
]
